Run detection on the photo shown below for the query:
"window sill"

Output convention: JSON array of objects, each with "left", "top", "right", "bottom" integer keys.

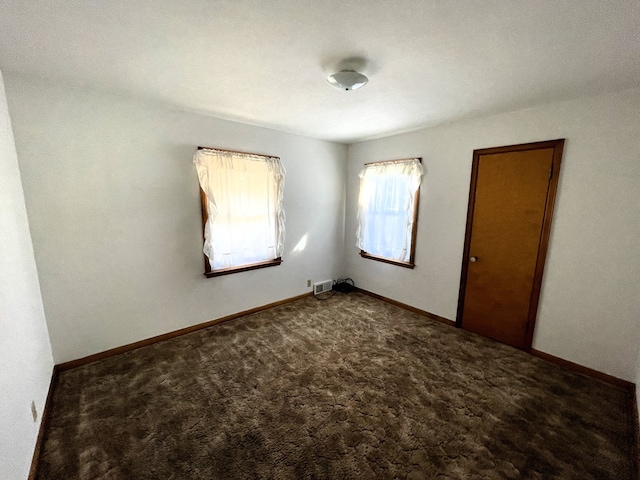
[
  {"left": 204, "top": 257, "right": 282, "bottom": 278},
  {"left": 360, "top": 251, "right": 415, "bottom": 269}
]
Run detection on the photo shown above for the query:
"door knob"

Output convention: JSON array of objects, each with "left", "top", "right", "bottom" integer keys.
[{"left": 470, "top": 256, "right": 478, "bottom": 263}]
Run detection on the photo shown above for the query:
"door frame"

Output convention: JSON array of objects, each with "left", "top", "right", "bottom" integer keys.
[{"left": 455, "top": 139, "right": 565, "bottom": 351}]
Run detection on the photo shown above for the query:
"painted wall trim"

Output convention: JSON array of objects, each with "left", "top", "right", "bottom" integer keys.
[
  {"left": 531, "top": 349, "right": 634, "bottom": 391},
  {"left": 355, "top": 287, "right": 455, "bottom": 327},
  {"left": 356, "top": 287, "right": 635, "bottom": 391},
  {"left": 632, "top": 388, "right": 640, "bottom": 479},
  {"left": 56, "top": 292, "right": 313, "bottom": 372}
]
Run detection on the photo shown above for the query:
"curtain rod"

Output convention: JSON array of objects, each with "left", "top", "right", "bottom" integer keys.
[
  {"left": 197, "top": 146, "right": 279, "bottom": 159},
  {"left": 364, "top": 157, "right": 422, "bottom": 166}
]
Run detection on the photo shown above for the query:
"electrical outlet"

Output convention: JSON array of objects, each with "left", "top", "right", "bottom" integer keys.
[
  {"left": 31, "top": 401, "right": 38, "bottom": 423},
  {"left": 307, "top": 279, "right": 311, "bottom": 288}
]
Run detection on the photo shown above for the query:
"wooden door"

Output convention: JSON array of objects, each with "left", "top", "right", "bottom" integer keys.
[{"left": 456, "top": 140, "right": 564, "bottom": 350}]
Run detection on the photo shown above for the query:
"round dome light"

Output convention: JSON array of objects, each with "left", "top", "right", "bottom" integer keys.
[{"left": 327, "top": 70, "right": 368, "bottom": 91}]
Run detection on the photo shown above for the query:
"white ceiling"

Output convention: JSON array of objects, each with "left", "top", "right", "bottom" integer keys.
[{"left": 1, "top": 1, "right": 639, "bottom": 144}]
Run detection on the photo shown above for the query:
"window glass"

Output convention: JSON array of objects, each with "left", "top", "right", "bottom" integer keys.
[
  {"left": 194, "top": 148, "right": 285, "bottom": 277},
  {"left": 356, "top": 158, "right": 423, "bottom": 267}
]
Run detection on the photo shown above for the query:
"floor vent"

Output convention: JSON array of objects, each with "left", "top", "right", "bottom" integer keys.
[{"left": 313, "top": 280, "right": 333, "bottom": 296}]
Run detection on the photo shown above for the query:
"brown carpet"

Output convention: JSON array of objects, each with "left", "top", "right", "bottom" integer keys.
[{"left": 37, "top": 292, "right": 635, "bottom": 479}]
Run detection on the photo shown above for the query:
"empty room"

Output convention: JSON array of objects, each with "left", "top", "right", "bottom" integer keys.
[{"left": 1, "top": 1, "right": 640, "bottom": 479}]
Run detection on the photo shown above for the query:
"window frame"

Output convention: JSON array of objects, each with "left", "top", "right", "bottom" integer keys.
[
  {"left": 196, "top": 147, "right": 283, "bottom": 278},
  {"left": 358, "top": 157, "right": 422, "bottom": 269}
]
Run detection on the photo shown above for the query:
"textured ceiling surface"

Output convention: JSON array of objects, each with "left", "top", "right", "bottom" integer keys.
[{"left": 1, "top": 1, "right": 639, "bottom": 143}]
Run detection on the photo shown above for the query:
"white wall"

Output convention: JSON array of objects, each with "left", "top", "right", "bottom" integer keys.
[
  {"left": 4, "top": 69, "right": 639, "bottom": 384},
  {"left": 346, "top": 88, "right": 640, "bottom": 382},
  {"left": 0, "top": 70, "right": 54, "bottom": 478},
  {"left": 4, "top": 73, "right": 347, "bottom": 364}
]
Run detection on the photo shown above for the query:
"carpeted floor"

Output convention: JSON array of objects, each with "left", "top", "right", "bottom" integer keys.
[{"left": 37, "top": 292, "right": 635, "bottom": 479}]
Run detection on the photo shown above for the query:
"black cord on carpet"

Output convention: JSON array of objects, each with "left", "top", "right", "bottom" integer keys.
[{"left": 315, "top": 278, "right": 355, "bottom": 300}]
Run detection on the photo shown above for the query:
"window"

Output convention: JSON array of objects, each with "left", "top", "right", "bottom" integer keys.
[
  {"left": 356, "top": 158, "right": 423, "bottom": 268},
  {"left": 193, "top": 147, "right": 285, "bottom": 277}
]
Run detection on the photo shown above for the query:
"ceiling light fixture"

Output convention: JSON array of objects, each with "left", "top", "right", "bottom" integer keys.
[{"left": 327, "top": 70, "right": 368, "bottom": 91}]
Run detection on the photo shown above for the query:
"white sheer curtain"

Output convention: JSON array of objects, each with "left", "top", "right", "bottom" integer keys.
[
  {"left": 356, "top": 159, "right": 423, "bottom": 262},
  {"left": 193, "top": 148, "right": 285, "bottom": 270}
]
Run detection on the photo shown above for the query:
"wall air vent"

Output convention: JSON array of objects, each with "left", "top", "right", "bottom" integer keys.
[{"left": 313, "top": 280, "right": 333, "bottom": 296}]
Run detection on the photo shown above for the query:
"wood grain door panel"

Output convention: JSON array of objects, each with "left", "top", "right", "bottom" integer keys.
[{"left": 457, "top": 140, "right": 564, "bottom": 350}]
